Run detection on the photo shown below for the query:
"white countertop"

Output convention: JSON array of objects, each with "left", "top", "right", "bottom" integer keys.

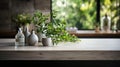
[{"left": 0, "top": 38, "right": 120, "bottom": 51}]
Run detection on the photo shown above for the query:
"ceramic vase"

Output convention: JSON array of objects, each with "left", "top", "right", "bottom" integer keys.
[
  {"left": 28, "top": 30, "right": 38, "bottom": 46},
  {"left": 24, "top": 27, "right": 31, "bottom": 46},
  {"left": 15, "top": 28, "right": 25, "bottom": 47},
  {"left": 42, "top": 38, "right": 53, "bottom": 46}
]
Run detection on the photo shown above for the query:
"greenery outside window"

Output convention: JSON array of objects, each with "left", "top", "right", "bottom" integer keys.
[{"left": 52, "top": 0, "right": 120, "bottom": 30}]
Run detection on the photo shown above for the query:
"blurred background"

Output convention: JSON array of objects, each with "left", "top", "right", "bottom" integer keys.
[
  {"left": 52, "top": 0, "right": 120, "bottom": 30},
  {"left": 0, "top": 0, "right": 120, "bottom": 38}
]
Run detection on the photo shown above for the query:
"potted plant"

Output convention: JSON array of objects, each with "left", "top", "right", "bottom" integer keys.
[
  {"left": 12, "top": 13, "right": 32, "bottom": 45},
  {"left": 32, "top": 10, "right": 79, "bottom": 46},
  {"left": 32, "top": 10, "right": 49, "bottom": 42},
  {"left": 41, "top": 14, "right": 79, "bottom": 46},
  {"left": 50, "top": 10, "right": 79, "bottom": 45}
]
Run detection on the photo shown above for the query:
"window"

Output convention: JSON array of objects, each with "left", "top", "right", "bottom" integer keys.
[{"left": 52, "top": 0, "right": 120, "bottom": 30}]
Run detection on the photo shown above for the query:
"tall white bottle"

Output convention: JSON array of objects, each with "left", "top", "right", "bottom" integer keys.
[
  {"left": 101, "top": 14, "right": 111, "bottom": 32},
  {"left": 15, "top": 28, "right": 25, "bottom": 47},
  {"left": 24, "top": 27, "right": 31, "bottom": 46}
]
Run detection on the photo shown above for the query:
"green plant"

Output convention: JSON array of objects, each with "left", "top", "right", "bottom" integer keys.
[
  {"left": 31, "top": 10, "right": 79, "bottom": 45},
  {"left": 32, "top": 10, "right": 49, "bottom": 33},
  {"left": 12, "top": 13, "right": 31, "bottom": 27},
  {"left": 46, "top": 21, "right": 79, "bottom": 45},
  {"left": 44, "top": 10, "right": 79, "bottom": 45}
]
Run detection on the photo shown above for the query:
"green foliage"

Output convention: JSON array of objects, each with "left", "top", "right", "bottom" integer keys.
[
  {"left": 52, "top": 0, "right": 119, "bottom": 30},
  {"left": 12, "top": 13, "right": 31, "bottom": 27},
  {"left": 32, "top": 10, "right": 49, "bottom": 33},
  {"left": 52, "top": 0, "right": 96, "bottom": 30},
  {"left": 44, "top": 10, "right": 79, "bottom": 45},
  {"left": 45, "top": 21, "right": 79, "bottom": 45},
  {"left": 100, "top": 0, "right": 119, "bottom": 29}
]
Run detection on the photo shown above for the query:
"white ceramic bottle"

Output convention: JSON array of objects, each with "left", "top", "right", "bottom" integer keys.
[
  {"left": 101, "top": 14, "right": 111, "bottom": 32},
  {"left": 28, "top": 30, "right": 38, "bottom": 46},
  {"left": 24, "top": 27, "right": 31, "bottom": 46},
  {"left": 15, "top": 28, "right": 25, "bottom": 47}
]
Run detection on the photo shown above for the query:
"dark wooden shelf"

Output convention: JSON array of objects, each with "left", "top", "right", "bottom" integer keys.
[
  {"left": 0, "top": 30, "right": 16, "bottom": 38},
  {"left": 69, "top": 30, "right": 120, "bottom": 38}
]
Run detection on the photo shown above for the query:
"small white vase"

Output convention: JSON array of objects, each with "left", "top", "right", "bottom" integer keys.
[
  {"left": 28, "top": 30, "right": 38, "bottom": 46},
  {"left": 42, "top": 38, "right": 53, "bottom": 46}
]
